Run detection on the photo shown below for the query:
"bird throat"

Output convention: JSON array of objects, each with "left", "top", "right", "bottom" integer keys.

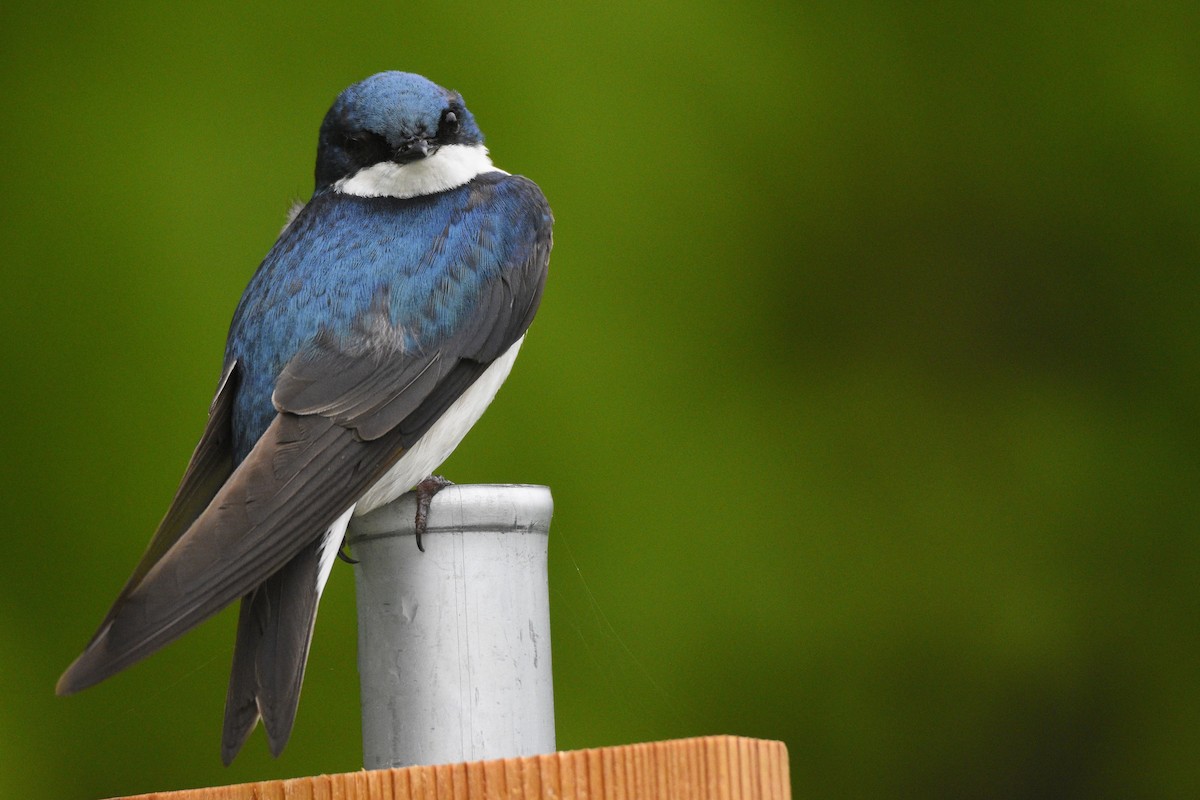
[{"left": 334, "top": 143, "right": 502, "bottom": 199}]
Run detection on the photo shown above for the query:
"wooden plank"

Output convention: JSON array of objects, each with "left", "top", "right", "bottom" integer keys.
[{"left": 111, "top": 736, "right": 790, "bottom": 800}]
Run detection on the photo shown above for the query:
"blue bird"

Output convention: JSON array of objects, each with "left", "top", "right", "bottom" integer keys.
[{"left": 57, "top": 72, "right": 553, "bottom": 764}]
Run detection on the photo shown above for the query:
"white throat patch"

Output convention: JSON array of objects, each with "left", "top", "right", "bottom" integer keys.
[{"left": 334, "top": 143, "right": 501, "bottom": 199}]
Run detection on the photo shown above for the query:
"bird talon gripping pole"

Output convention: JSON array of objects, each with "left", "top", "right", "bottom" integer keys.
[
  {"left": 411, "top": 475, "right": 454, "bottom": 551},
  {"left": 57, "top": 72, "right": 552, "bottom": 765}
]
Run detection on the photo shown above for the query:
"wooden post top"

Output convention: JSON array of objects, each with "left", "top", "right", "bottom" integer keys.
[{"left": 111, "top": 735, "right": 790, "bottom": 800}]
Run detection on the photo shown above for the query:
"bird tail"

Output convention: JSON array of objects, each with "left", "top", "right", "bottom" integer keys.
[{"left": 221, "top": 508, "right": 352, "bottom": 764}]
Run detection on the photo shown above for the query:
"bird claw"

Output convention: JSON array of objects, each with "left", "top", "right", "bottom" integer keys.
[
  {"left": 336, "top": 541, "right": 359, "bottom": 564},
  {"left": 413, "top": 475, "right": 454, "bottom": 552}
]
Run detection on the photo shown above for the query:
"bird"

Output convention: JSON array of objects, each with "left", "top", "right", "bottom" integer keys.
[{"left": 56, "top": 71, "right": 553, "bottom": 765}]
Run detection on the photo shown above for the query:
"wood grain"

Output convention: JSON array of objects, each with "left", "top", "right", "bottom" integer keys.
[{"left": 111, "top": 736, "right": 790, "bottom": 800}]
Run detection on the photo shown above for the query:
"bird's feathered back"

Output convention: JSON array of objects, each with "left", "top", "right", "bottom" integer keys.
[{"left": 57, "top": 71, "right": 552, "bottom": 765}]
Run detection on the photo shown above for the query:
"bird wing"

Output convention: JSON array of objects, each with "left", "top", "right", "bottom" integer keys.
[
  {"left": 271, "top": 177, "right": 552, "bottom": 443},
  {"left": 82, "top": 360, "right": 240, "bottom": 650},
  {"left": 57, "top": 412, "right": 406, "bottom": 694},
  {"left": 58, "top": 174, "right": 552, "bottom": 706},
  {"left": 218, "top": 175, "right": 550, "bottom": 760}
]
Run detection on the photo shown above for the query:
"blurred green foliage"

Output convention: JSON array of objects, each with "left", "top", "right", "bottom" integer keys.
[{"left": 2, "top": 2, "right": 1198, "bottom": 798}]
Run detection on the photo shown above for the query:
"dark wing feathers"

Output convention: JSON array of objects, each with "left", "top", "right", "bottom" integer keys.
[
  {"left": 272, "top": 234, "right": 550, "bottom": 445},
  {"left": 74, "top": 361, "right": 239, "bottom": 656},
  {"left": 58, "top": 412, "right": 407, "bottom": 694},
  {"left": 274, "top": 343, "right": 454, "bottom": 442},
  {"left": 149, "top": 361, "right": 240, "bottom": 560},
  {"left": 58, "top": 174, "right": 553, "bottom": 760}
]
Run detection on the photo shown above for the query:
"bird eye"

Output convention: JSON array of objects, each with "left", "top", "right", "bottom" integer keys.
[{"left": 439, "top": 109, "right": 460, "bottom": 137}]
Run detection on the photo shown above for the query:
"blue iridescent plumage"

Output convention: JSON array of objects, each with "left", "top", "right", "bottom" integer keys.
[
  {"left": 58, "top": 72, "right": 552, "bottom": 764},
  {"left": 227, "top": 174, "right": 549, "bottom": 460}
]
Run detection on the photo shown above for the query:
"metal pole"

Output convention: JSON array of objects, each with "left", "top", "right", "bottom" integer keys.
[{"left": 347, "top": 484, "right": 555, "bottom": 770}]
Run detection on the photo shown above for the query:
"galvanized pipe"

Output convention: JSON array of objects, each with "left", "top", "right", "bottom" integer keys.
[{"left": 347, "top": 484, "right": 555, "bottom": 769}]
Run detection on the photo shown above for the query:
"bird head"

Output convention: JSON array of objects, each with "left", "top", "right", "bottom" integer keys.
[{"left": 314, "top": 72, "right": 487, "bottom": 195}]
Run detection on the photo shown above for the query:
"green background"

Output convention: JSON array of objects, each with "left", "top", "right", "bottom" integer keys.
[{"left": 2, "top": 2, "right": 1197, "bottom": 797}]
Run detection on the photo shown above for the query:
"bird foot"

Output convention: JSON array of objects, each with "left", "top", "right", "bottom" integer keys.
[
  {"left": 336, "top": 541, "right": 359, "bottom": 564},
  {"left": 413, "top": 475, "right": 454, "bottom": 552}
]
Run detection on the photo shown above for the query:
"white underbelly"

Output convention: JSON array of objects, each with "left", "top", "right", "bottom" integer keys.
[{"left": 351, "top": 335, "right": 525, "bottom": 516}]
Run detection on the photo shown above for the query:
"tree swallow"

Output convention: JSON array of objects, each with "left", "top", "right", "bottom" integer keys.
[{"left": 57, "top": 71, "right": 552, "bottom": 764}]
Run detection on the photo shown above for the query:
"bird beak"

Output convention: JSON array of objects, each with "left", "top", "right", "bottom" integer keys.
[{"left": 393, "top": 138, "right": 436, "bottom": 164}]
